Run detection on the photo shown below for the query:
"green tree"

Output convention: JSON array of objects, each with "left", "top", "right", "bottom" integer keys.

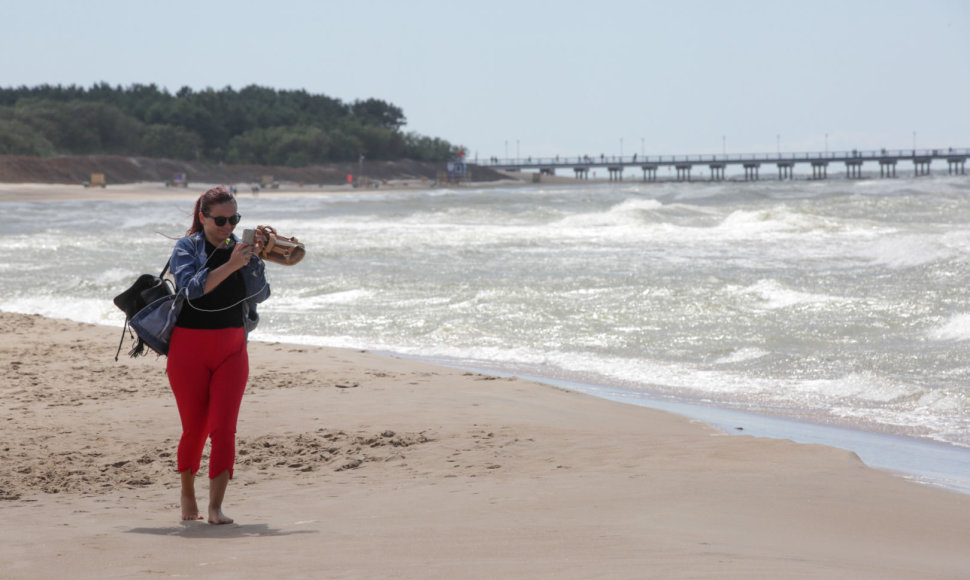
[
  {"left": 403, "top": 133, "right": 458, "bottom": 161},
  {"left": 268, "top": 126, "right": 331, "bottom": 166},
  {"left": 351, "top": 98, "right": 406, "bottom": 130},
  {"left": 0, "top": 117, "right": 55, "bottom": 155},
  {"left": 139, "top": 124, "right": 202, "bottom": 160},
  {"left": 0, "top": 83, "right": 459, "bottom": 164}
]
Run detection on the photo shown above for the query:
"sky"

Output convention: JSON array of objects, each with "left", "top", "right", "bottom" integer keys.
[{"left": 3, "top": 0, "right": 968, "bottom": 162}]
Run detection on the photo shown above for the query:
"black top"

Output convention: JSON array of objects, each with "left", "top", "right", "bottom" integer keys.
[{"left": 175, "top": 239, "right": 245, "bottom": 329}]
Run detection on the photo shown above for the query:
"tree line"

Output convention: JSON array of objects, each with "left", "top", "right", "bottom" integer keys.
[{"left": 0, "top": 83, "right": 459, "bottom": 165}]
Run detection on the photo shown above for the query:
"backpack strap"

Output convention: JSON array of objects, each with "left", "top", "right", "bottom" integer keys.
[{"left": 114, "top": 318, "right": 129, "bottom": 362}]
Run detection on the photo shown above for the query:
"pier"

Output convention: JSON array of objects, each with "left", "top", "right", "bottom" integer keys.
[{"left": 484, "top": 148, "right": 969, "bottom": 182}]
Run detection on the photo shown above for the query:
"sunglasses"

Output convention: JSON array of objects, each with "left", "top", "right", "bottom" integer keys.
[{"left": 205, "top": 213, "right": 241, "bottom": 226}]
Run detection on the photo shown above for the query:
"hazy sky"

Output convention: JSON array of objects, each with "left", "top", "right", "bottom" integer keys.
[{"left": 3, "top": 0, "right": 968, "bottom": 161}]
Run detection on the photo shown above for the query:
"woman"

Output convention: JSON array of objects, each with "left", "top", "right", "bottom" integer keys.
[{"left": 167, "top": 185, "right": 270, "bottom": 524}]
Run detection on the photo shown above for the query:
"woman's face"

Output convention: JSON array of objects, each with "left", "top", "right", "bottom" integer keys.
[{"left": 200, "top": 200, "right": 239, "bottom": 246}]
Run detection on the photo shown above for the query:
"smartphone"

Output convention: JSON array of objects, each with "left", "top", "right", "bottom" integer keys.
[{"left": 242, "top": 229, "right": 255, "bottom": 245}]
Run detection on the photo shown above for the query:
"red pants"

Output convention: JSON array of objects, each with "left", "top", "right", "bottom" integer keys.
[{"left": 166, "top": 326, "right": 249, "bottom": 479}]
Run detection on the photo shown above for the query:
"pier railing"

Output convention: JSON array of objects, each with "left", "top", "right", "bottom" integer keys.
[{"left": 481, "top": 148, "right": 970, "bottom": 169}]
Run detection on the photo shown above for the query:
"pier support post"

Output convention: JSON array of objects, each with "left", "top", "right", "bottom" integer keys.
[
  {"left": 641, "top": 164, "right": 658, "bottom": 182},
  {"left": 708, "top": 163, "right": 725, "bottom": 181},
  {"left": 947, "top": 157, "right": 967, "bottom": 175},
  {"left": 776, "top": 162, "right": 794, "bottom": 180},
  {"left": 845, "top": 160, "right": 863, "bottom": 179},
  {"left": 879, "top": 159, "right": 897, "bottom": 178},
  {"left": 811, "top": 161, "right": 828, "bottom": 180},
  {"left": 675, "top": 164, "right": 692, "bottom": 182},
  {"left": 607, "top": 166, "right": 623, "bottom": 182},
  {"left": 913, "top": 158, "right": 932, "bottom": 177},
  {"left": 743, "top": 163, "right": 760, "bottom": 181},
  {"left": 573, "top": 167, "right": 589, "bottom": 180}
]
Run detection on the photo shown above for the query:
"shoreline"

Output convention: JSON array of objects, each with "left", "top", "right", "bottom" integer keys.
[
  {"left": 556, "top": 378, "right": 970, "bottom": 495},
  {"left": 0, "top": 176, "right": 561, "bottom": 203},
  {"left": 4, "top": 310, "right": 970, "bottom": 578},
  {"left": 9, "top": 297, "right": 969, "bottom": 496},
  {"left": 391, "top": 356, "right": 970, "bottom": 496}
]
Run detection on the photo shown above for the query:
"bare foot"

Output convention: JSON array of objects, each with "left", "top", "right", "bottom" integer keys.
[
  {"left": 181, "top": 494, "right": 204, "bottom": 521},
  {"left": 208, "top": 506, "right": 234, "bottom": 525}
]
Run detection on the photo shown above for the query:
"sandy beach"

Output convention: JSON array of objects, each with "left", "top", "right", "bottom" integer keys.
[
  {"left": 3, "top": 310, "right": 970, "bottom": 579},
  {"left": 0, "top": 181, "right": 425, "bottom": 203},
  {"left": 0, "top": 173, "right": 557, "bottom": 204},
  {"left": 3, "top": 181, "right": 970, "bottom": 579}
]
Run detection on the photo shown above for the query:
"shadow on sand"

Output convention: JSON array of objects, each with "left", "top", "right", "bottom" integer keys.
[{"left": 126, "top": 522, "right": 318, "bottom": 539}]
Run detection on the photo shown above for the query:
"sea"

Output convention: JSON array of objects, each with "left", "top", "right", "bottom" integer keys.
[{"left": 3, "top": 175, "right": 970, "bottom": 492}]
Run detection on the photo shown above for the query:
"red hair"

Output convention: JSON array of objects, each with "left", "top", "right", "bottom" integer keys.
[{"left": 187, "top": 186, "right": 236, "bottom": 235}]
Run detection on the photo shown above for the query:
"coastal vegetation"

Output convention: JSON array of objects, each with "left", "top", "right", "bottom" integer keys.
[{"left": 0, "top": 83, "right": 459, "bottom": 165}]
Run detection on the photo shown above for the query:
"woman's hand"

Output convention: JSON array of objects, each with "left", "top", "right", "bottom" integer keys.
[
  {"left": 228, "top": 241, "right": 255, "bottom": 271},
  {"left": 253, "top": 231, "right": 267, "bottom": 257}
]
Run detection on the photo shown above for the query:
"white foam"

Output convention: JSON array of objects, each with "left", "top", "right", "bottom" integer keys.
[
  {"left": 793, "top": 372, "right": 921, "bottom": 404},
  {"left": 93, "top": 267, "right": 138, "bottom": 287},
  {"left": 715, "top": 347, "right": 770, "bottom": 364},
  {"left": 715, "top": 206, "right": 826, "bottom": 236},
  {"left": 861, "top": 235, "right": 953, "bottom": 269},
  {"left": 928, "top": 313, "right": 970, "bottom": 341},
  {"left": 553, "top": 198, "right": 664, "bottom": 228},
  {"left": 250, "top": 332, "right": 365, "bottom": 349},
  {"left": 272, "top": 289, "right": 375, "bottom": 310},
  {"left": 0, "top": 296, "right": 121, "bottom": 326},
  {"left": 732, "top": 279, "right": 841, "bottom": 310}
]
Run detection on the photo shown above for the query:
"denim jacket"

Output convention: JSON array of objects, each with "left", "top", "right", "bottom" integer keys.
[{"left": 170, "top": 231, "right": 271, "bottom": 334}]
